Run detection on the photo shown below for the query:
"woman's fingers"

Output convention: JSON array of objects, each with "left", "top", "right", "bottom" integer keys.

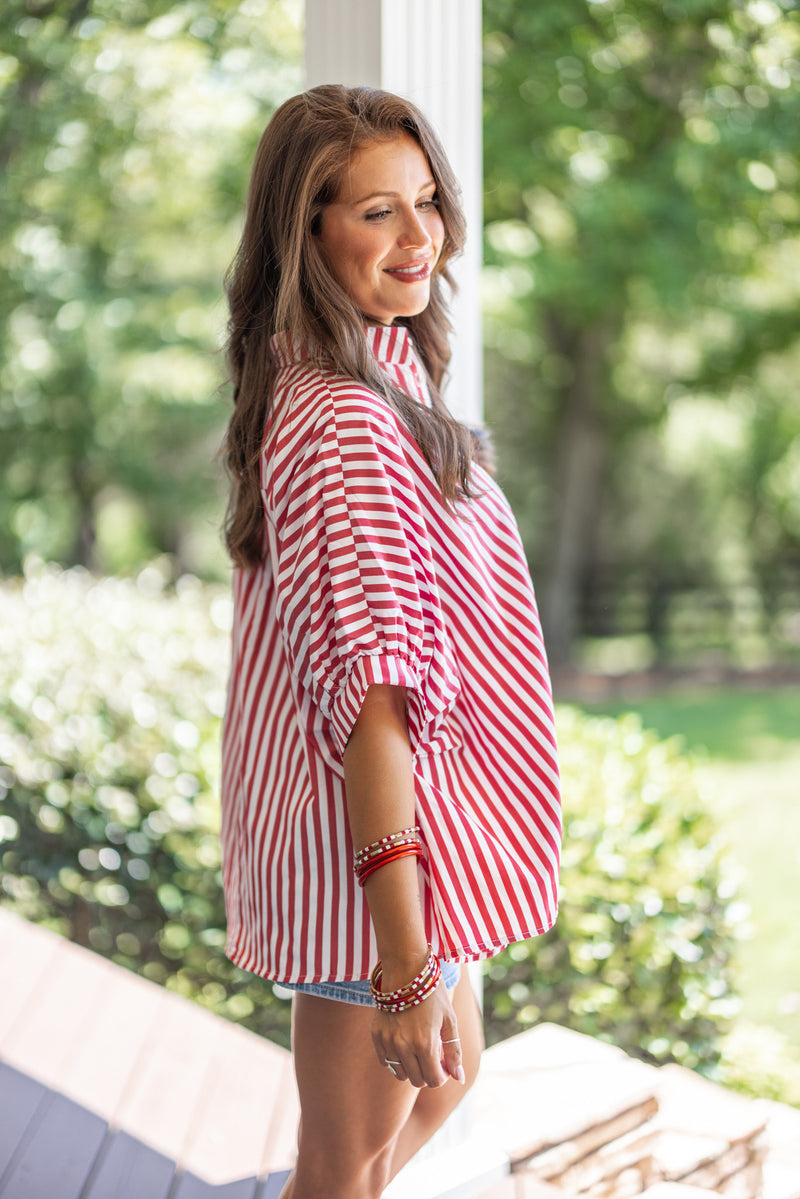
[
  {"left": 440, "top": 1021, "right": 465, "bottom": 1084},
  {"left": 383, "top": 1056, "right": 406, "bottom": 1082},
  {"left": 403, "top": 1051, "right": 430, "bottom": 1089},
  {"left": 372, "top": 1024, "right": 404, "bottom": 1079},
  {"left": 371, "top": 1023, "right": 414, "bottom": 1084},
  {"left": 376, "top": 1033, "right": 441, "bottom": 1088}
]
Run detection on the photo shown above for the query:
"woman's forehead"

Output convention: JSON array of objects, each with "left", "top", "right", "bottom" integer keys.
[{"left": 334, "top": 134, "right": 432, "bottom": 202}]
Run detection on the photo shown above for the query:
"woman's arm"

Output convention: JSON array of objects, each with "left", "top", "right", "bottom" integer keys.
[{"left": 343, "top": 683, "right": 465, "bottom": 1088}]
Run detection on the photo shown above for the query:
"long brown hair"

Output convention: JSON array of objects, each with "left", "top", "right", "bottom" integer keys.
[{"left": 223, "top": 84, "right": 484, "bottom": 569}]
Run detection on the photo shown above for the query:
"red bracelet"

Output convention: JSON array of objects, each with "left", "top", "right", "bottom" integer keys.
[
  {"left": 356, "top": 842, "right": 424, "bottom": 887},
  {"left": 354, "top": 827, "right": 424, "bottom": 886}
]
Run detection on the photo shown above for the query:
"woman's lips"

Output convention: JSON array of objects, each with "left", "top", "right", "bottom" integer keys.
[{"left": 383, "top": 261, "right": 432, "bottom": 282}]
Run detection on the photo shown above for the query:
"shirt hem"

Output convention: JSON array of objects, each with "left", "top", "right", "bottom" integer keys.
[{"left": 224, "top": 913, "right": 558, "bottom": 985}]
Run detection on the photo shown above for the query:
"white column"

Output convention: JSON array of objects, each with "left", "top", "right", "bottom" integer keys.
[{"left": 304, "top": 0, "right": 483, "bottom": 426}]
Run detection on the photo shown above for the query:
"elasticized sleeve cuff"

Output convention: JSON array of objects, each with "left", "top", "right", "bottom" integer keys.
[{"left": 327, "top": 653, "right": 427, "bottom": 758}]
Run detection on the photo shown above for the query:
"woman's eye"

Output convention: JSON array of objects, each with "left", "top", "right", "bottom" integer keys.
[
  {"left": 418, "top": 197, "right": 439, "bottom": 210},
  {"left": 365, "top": 208, "right": 391, "bottom": 222}
]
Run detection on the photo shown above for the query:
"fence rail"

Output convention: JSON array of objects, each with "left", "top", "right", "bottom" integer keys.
[{"left": 573, "top": 561, "right": 800, "bottom": 667}]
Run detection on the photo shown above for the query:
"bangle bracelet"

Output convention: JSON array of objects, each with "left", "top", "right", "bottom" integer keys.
[
  {"left": 356, "top": 842, "right": 423, "bottom": 887},
  {"left": 370, "top": 947, "right": 442, "bottom": 1012},
  {"left": 354, "top": 827, "right": 424, "bottom": 886}
]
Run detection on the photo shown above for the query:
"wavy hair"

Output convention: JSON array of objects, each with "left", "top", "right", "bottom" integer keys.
[{"left": 223, "top": 84, "right": 486, "bottom": 569}]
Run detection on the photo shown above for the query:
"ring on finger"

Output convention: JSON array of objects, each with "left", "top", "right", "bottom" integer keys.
[
  {"left": 385, "top": 1059, "right": 402, "bottom": 1077},
  {"left": 442, "top": 1038, "right": 461, "bottom": 1044}
]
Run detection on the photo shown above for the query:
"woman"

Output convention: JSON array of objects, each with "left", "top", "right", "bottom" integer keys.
[{"left": 220, "top": 85, "right": 561, "bottom": 1199}]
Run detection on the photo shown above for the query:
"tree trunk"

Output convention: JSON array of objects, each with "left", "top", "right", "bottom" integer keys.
[
  {"left": 68, "top": 460, "right": 97, "bottom": 569},
  {"left": 538, "top": 318, "right": 613, "bottom": 671}
]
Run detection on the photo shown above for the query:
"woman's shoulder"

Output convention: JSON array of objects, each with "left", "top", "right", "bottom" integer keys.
[
  {"left": 270, "top": 360, "right": 404, "bottom": 447},
  {"left": 263, "top": 365, "right": 418, "bottom": 517}
]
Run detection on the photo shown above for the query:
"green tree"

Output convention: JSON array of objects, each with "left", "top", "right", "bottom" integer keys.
[
  {"left": 482, "top": 0, "right": 800, "bottom": 667},
  {"left": 1, "top": 0, "right": 301, "bottom": 576}
]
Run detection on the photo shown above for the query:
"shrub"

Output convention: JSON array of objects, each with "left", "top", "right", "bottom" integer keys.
[
  {"left": 484, "top": 707, "right": 745, "bottom": 1073},
  {"left": 718, "top": 1022, "right": 800, "bottom": 1106},
  {"left": 0, "top": 560, "right": 292, "bottom": 1047},
  {"left": 1, "top": 563, "right": 744, "bottom": 1071}
]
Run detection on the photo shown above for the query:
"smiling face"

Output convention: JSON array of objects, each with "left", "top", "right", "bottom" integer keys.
[{"left": 316, "top": 133, "right": 445, "bottom": 326}]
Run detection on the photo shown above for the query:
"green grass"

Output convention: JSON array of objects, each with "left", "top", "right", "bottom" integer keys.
[
  {"left": 570, "top": 687, "right": 800, "bottom": 1050},
  {"left": 571, "top": 687, "right": 799, "bottom": 761}
]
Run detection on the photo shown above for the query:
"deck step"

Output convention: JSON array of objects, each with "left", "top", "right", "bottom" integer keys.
[
  {"left": 0, "top": 909, "right": 298, "bottom": 1196},
  {"left": 472, "top": 1023, "right": 659, "bottom": 1171},
  {"left": 759, "top": 1099, "right": 800, "bottom": 1199},
  {"left": 476, "top": 1175, "right": 577, "bottom": 1197},
  {"left": 639, "top": 1185, "right": 720, "bottom": 1198},
  {"left": 2, "top": 911, "right": 795, "bottom": 1199},
  {"left": 384, "top": 1140, "right": 509, "bottom": 1199}
]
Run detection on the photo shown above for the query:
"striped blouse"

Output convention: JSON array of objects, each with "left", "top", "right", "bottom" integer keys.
[{"left": 220, "top": 324, "right": 561, "bottom": 983}]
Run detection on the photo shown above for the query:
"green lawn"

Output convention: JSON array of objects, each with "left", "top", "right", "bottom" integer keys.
[{"left": 570, "top": 687, "right": 800, "bottom": 1049}]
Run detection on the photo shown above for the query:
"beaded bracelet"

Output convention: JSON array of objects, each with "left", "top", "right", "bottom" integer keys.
[
  {"left": 353, "top": 827, "right": 421, "bottom": 871},
  {"left": 370, "top": 947, "right": 442, "bottom": 1013}
]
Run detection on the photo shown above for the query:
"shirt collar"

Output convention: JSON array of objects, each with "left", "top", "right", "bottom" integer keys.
[{"left": 270, "top": 324, "right": 416, "bottom": 370}]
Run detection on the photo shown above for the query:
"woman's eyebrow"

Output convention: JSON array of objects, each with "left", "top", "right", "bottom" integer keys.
[{"left": 351, "top": 179, "right": 436, "bottom": 205}]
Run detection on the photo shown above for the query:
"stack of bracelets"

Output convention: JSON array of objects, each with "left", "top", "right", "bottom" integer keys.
[
  {"left": 354, "top": 827, "right": 442, "bottom": 1013},
  {"left": 369, "top": 946, "right": 441, "bottom": 1013},
  {"left": 353, "top": 825, "right": 424, "bottom": 887}
]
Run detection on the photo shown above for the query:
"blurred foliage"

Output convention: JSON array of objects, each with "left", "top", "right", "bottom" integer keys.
[
  {"left": 2, "top": 0, "right": 799, "bottom": 667},
  {"left": 484, "top": 707, "right": 745, "bottom": 1074},
  {"left": 482, "top": 0, "right": 800, "bottom": 665},
  {"left": 718, "top": 1020, "right": 800, "bottom": 1105},
  {"left": 1, "top": 566, "right": 748, "bottom": 1072},
  {"left": 0, "top": 0, "right": 302, "bottom": 578},
  {"left": 0, "top": 560, "right": 292, "bottom": 1047}
]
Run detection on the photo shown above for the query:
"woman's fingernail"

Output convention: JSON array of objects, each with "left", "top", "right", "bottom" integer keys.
[{"left": 455, "top": 1066, "right": 466, "bottom": 1085}]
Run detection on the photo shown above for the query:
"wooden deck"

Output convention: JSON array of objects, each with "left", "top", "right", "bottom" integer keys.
[
  {"left": 0, "top": 908, "right": 298, "bottom": 1198},
  {"left": 3, "top": 908, "right": 798, "bottom": 1199}
]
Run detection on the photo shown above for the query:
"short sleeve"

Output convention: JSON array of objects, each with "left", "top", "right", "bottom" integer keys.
[{"left": 263, "top": 381, "right": 460, "bottom": 759}]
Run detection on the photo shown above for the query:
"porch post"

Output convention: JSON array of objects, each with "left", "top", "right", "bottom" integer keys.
[{"left": 304, "top": 0, "right": 483, "bottom": 426}]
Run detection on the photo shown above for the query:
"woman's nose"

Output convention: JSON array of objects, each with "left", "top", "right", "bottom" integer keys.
[{"left": 397, "top": 210, "right": 431, "bottom": 248}]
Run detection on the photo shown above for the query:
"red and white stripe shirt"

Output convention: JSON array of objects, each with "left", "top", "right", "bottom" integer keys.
[{"left": 221, "top": 325, "right": 561, "bottom": 983}]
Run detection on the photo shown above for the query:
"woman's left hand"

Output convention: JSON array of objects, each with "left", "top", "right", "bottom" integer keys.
[{"left": 371, "top": 979, "right": 465, "bottom": 1088}]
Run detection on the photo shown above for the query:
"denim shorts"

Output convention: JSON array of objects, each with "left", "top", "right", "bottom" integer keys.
[{"left": 274, "top": 961, "right": 461, "bottom": 1007}]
